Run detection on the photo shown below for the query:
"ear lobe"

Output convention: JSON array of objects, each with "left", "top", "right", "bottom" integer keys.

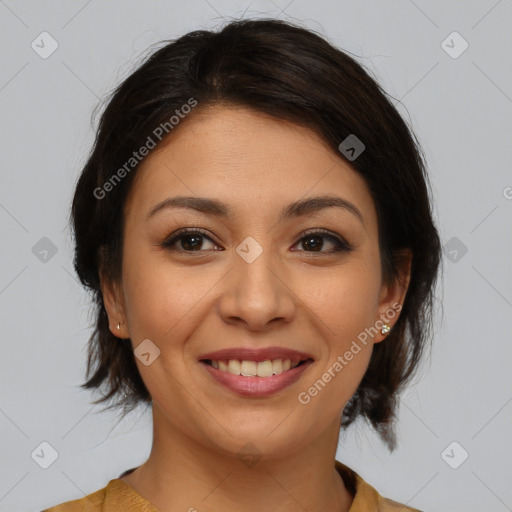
[
  {"left": 98, "top": 255, "right": 128, "bottom": 338},
  {"left": 375, "top": 249, "right": 412, "bottom": 343}
]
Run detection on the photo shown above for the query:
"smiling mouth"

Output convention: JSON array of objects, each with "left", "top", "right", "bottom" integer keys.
[{"left": 200, "top": 358, "right": 314, "bottom": 378}]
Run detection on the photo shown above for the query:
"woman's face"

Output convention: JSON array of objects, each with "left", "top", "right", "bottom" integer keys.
[{"left": 103, "top": 105, "right": 408, "bottom": 459}]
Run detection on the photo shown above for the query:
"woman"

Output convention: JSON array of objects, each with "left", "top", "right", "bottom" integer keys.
[{"left": 43, "top": 18, "right": 441, "bottom": 511}]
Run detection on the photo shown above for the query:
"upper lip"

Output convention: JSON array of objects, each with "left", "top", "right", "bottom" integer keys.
[{"left": 199, "top": 346, "right": 315, "bottom": 363}]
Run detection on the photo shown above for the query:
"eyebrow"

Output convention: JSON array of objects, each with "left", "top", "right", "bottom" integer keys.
[{"left": 146, "top": 195, "right": 365, "bottom": 225}]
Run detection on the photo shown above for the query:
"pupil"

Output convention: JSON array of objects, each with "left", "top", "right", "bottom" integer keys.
[
  {"left": 304, "top": 236, "right": 322, "bottom": 251},
  {"left": 183, "top": 235, "right": 202, "bottom": 250}
]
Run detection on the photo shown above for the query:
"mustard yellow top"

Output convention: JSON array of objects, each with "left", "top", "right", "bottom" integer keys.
[{"left": 42, "top": 460, "right": 422, "bottom": 511}]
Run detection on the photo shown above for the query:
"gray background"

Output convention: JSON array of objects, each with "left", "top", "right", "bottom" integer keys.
[{"left": 0, "top": 1, "right": 511, "bottom": 511}]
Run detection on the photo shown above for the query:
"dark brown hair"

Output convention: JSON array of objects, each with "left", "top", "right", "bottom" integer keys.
[{"left": 70, "top": 18, "right": 442, "bottom": 451}]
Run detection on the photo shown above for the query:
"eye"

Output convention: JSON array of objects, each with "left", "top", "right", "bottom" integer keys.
[
  {"left": 161, "top": 228, "right": 222, "bottom": 253},
  {"left": 160, "top": 227, "right": 352, "bottom": 255},
  {"left": 291, "top": 229, "right": 352, "bottom": 254}
]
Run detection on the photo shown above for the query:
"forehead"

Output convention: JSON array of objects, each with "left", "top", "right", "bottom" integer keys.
[{"left": 124, "top": 106, "right": 377, "bottom": 227}]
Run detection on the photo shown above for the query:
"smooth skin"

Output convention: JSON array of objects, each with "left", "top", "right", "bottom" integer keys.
[{"left": 101, "top": 105, "right": 411, "bottom": 512}]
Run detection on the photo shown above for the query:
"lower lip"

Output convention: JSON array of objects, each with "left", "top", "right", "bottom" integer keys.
[{"left": 200, "top": 360, "right": 314, "bottom": 397}]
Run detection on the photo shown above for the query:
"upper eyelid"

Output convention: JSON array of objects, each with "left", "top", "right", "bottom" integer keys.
[{"left": 162, "top": 228, "right": 220, "bottom": 249}]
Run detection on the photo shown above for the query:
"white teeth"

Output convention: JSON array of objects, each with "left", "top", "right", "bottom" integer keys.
[
  {"left": 256, "top": 360, "right": 273, "bottom": 377},
  {"left": 240, "top": 360, "right": 257, "bottom": 376},
  {"left": 209, "top": 358, "right": 301, "bottom": 377},
  {"left": 228, "top": 360, "right": 241, "bottom": 375}
]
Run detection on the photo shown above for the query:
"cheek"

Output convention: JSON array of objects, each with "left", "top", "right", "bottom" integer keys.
[
  {"left": 293, "top": 317, "right": 375, "bottom": 424},
  {"left": 297, "top": 261, "right": 382, "bottom": 340},
  {"left": 292, "top": 261, "right": 380, "bottom": 406},
  {"left": 119, "top": 252, "right": 216, "bottom": 398},
  {"left": 121, "top": 250, "right": 221, "bottom": 343}
]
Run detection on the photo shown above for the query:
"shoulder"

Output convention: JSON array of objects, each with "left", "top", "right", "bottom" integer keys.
[
  {"left": 41, "top": 479, "right": 130, "bottom": 511},
  {"left": 335, "top": 460, "right": 423, "bottom": 512},
  {"left": 41, "top": 486, "right": 106, "bottom": 511},
  {"left": 41, "top": 476, "right": 158, "bottom": 512}
]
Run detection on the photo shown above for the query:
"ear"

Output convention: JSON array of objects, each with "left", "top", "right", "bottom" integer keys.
[
  {"left": 98, "top": 248, "right": 129, "bottom": 339},
  {"left": 374, "top": 249, "right": 412, "bottom": 343}
]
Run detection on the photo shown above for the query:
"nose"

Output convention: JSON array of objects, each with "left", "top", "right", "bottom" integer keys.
[{"left": 217, "top": 244, "right": 296, "bottom": 331}]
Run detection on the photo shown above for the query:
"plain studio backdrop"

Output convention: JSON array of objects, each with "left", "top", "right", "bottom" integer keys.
[{"left": 0, "top": 1, "right": 511, "bottom": 511}]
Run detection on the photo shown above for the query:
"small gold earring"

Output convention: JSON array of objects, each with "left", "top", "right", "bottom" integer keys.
[
  {"left": 116, "top": 322, "right": 122, "bottom": 330},
  {"left": 381, "top": 323, "right": 391, "bottom": 335}
]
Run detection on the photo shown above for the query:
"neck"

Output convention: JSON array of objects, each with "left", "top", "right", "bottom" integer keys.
[{"left": 121, "top": 405, "right": 353, "bottom": 512}]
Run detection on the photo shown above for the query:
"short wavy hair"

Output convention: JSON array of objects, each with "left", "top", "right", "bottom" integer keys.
[{"left": 70, "top": 18, "right": 442, "bottom": 451}]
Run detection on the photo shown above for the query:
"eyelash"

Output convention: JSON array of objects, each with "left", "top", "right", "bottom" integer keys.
[{"left": 160, "top": 227, "right": 352, "bottom": 255}]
